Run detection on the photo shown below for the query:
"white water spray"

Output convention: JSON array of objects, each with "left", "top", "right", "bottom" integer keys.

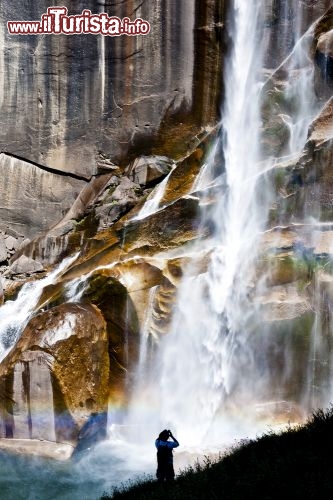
[
  {"left": 134, "top": 165, "right": 176, "bottom": 221},
  {"left": 152, "top": 0, "right": 269, "bottom": 447},
  {"left": 0, "top": 254, "right": 78, "bottom": 361}
]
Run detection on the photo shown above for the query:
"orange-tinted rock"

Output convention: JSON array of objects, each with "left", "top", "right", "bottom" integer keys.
[
  {"left": 120, "top": 196, "right": 202, "bottom": 255},
  {"left": 0, "top": 303, "right": 109, "bottom": 444},
  {"left": 163, "top": 250, "right": 212, "bottom": 286},
  {"left": 78, "top": 273, "right": 140, "bottom": 406}
]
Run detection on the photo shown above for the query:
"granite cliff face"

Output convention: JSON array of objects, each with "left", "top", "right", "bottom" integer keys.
[
  {"left": 0, "top": 0, "right": 224, "bottom": 240},
  {"left": 0, "top": 1, "right": 333, "bottom": 455}
]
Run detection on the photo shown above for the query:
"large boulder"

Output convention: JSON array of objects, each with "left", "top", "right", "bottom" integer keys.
[
  {"left": 8, "top": 129, "right": 217, "bottom": 269},
  {"left": 126, "top": 156, "right": 174, "bottom": 187},
  {"left": 0, "top": 303, "right": 109, "bottom": 445},
  {"left": 107, "top": 177, "right": 142, "bottom": 204},
  {"left": 119, "top": 196, "right": 202, "bottom": 254},
  {"left": 7, "top": 255, "right": 44, "bottom": 276}
]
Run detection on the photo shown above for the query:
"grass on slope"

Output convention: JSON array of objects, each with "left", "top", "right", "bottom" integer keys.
[{"left": 102, "top": 408, "right": 333, "bottom": 500}]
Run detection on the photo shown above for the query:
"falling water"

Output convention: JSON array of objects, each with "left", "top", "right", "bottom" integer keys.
[
  {"left": 111, "top": 286, "right": 161, "bottom": 447},
  {"left": 0, "top": 254, "right": 78, "bottom": 361},
  {"left": 269, "top": 16, "right": 321, "bottom": 155},
  {"left": 136, "top": 286, "right": 159, "bottom": 375},
  {"left": 129, "top": 0, "right": 326, "bottom": 449},
  {"left": 0, "top": 253, "right": 158, "bottom": 498},
  {"left": 133, "top": 165, "right": 176, "bottom": 221},
  {"left": 147, "top": 0, "right": 270, "bottom": 447}
]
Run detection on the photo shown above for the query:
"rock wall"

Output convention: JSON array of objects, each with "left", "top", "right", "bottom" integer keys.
[
  {"left": 0, "top": 153, "right": 86, "bottom": 240},
  {"left": 257, "top": 4, "right": 333, "bottom": 409},
  {"left": 0, "top": 0, "right": 224, "bottom": 177},
  {"left": 262, "top": 0, "right": 332, "bottom": 68},
  {"left": 0, "top": 0, "right": 224, "bottom": 244}
]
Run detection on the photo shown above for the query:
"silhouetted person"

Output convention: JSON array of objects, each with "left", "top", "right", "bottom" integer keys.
[{"left": 155, "top": 429, "right": 179, "bottom": 482}]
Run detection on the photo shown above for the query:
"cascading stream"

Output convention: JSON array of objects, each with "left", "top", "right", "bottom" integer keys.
[
  {"left": 133, "top": 164, "right": 176, "bottom": 221},
  {"left": 0, "top": 254, "right": 78, "bottom": 361}
]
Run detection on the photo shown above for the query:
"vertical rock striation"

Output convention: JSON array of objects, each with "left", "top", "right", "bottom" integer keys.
[{"left": 0, "top": 1, "right": 224, "bottom": 176}]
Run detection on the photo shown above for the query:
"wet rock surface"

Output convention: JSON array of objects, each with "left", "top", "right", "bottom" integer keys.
[
  {"left": 0, "top": 439, "right": 74, "bottom": 461},
  {"left": 262, "top": 0, "right": 332, "bottom": 68},
  {"left": 126, "top": 156, "right": 174, "bottom": 186},
  {"left": 72, "top": 412, "right": 107, "bottom": 458}
]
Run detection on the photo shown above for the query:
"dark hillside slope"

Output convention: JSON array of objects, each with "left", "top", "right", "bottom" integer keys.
[{"left": 103, "top": 408, "right": 333, "bottom": 500}]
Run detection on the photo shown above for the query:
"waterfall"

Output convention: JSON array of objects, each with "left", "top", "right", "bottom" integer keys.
[
  {"left": 136, "top": 285, "right": 159, "bottom": 376},
  {"left": 268, "top": 14, "right": 321, "bottom": 156},
  {"left": 127, "top": 0, "right": 324, "bottom": 448},
  {"left": 146, "top": 0, "right": 270, "bottom": 447},
  {"left": 109, "top": 286, "right": 161, "bottom": 445}
]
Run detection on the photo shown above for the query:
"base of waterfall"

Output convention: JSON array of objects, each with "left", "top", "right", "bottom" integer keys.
[
  {"left": 0, "top": 416, "right": 320, "bottom": 500},
  {"left": 0, "top": 438, "right": 73, "bottom": 461}
]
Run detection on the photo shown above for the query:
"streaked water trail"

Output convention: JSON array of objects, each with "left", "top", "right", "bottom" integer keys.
[
  {"left": 134, "top": 165, "right": 176, "bottom": 221},
  {"left": 0, "top": 2, "right": 329, "bottom": 498},
  {"left": 0, "top": 254, "right": 78, "bottom": 361}
]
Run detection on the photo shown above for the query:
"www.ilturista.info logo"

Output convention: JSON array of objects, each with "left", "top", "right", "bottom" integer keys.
[{"left": 7, "top": 7, "right": 151, "bottom": 36}]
